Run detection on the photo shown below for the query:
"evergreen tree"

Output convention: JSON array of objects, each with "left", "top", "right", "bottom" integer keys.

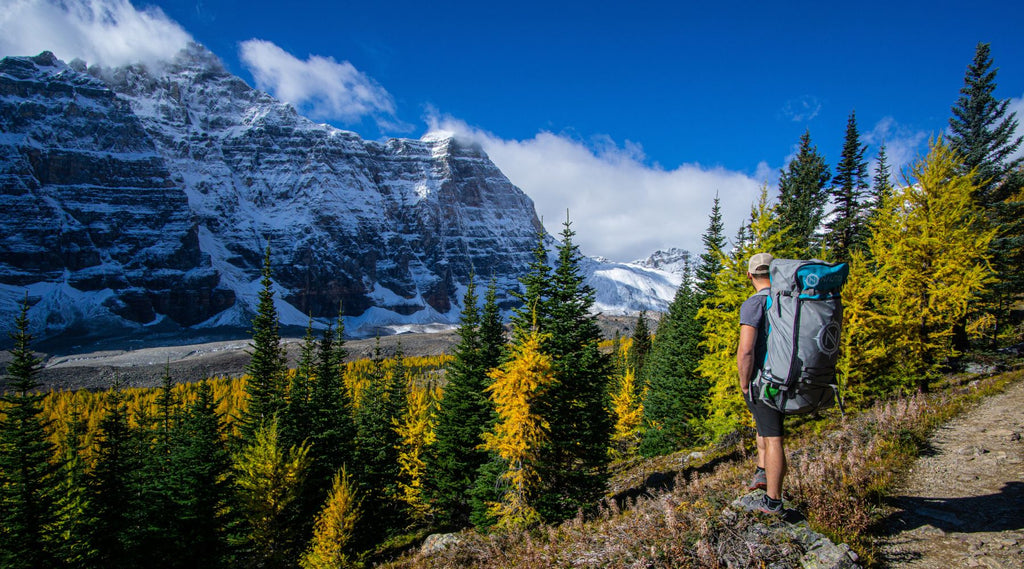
[
  {"left": 282, "top": 317, "right": 317, "bottom": 450},
  {"left": 239, "top": 246, "right": 288, "bottom": 440},
  {"left": 827, "top": 110, "right": 870, "bottom": 261},
  {"left": 352, "top": 344, "right": 407, "bottom": 544},
  {"left": 299, "top": 468, "right": 360, "bottom": 569},
  {"left": 774, "top": 130, "right": 832, "bottom": 256},
  {"left": 695, "top": 194, "right": 726, "bottom": 300},
  {"left": 868, "top": 143, "right": 894, "bottom": 224},
  {"left": 948, "top": 42, "right": 1024, "bottom": 341},
  {"left": 234, "top": 418, "right": 312, "bottom": 569},
  {"left": 510, "top": 230, "right": 554, "bottom": 337},
  {"left": 627, "top": 310, "right": 652, "bottom": 377},
  {"left": 425, "top": 276, "right": 497, "bottom": 529},
  {"left": 639, "top": 266, "right": 705, "bottom": 456},
  {"left": 479, "top": 278, "right": 507, "bottom": 370},
  {"left": 533, "top": 215, "right": 612, "bottom": 523},
  {"left": 173, "top": 380, "right": 235, "bottom": 569},
  {"left": 949, "top": 42, "right": 1023, "bottom": 207},
  {"left": 306, "top": 310, "right": 355, "bottom": 515},
  {"left": 88, "top": 380, "right": 137, "bottom": 569},
  {"left": 466, "top": 279, "right": 509, "bottom": 530},
  {"left": 0, "top": 300, "right": 57, "bottom": 569},
  {"left": 128, "top": 372, "right": 182, "bottom": 568}
]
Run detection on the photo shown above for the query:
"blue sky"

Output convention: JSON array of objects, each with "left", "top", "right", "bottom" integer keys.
[{"left": 2, "top": 0, "right": 1023, "bottom": 261}]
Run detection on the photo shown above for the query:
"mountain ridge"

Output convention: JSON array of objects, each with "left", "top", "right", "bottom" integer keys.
[{"left": 0, "top": 46, "right": 684, "bottom": 344}]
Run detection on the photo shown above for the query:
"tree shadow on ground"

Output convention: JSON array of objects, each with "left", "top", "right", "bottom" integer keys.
[
  {"left": 876, "top": 481, "right": 1024, "bottom": 535},
  {"left": 608, "top": 446, "right": 744, "bottom": 509}
]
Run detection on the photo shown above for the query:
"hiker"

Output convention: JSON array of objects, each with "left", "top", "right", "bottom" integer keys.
[{"left": 737, "top": 252, "right": 785, "bottom": 514}]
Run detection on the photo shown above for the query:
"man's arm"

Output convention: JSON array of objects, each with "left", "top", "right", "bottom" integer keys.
[{"left": 737, "top": 324, "right": 758, "bottom": 397}]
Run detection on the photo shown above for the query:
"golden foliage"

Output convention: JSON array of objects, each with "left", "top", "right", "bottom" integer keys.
[
  {"left": 839, "top": 139, "right": 994, "bottom": 396},
  {"left": 300, "top": 468, "right": 361, "bottom": 569},
  {"left": 396, "top": 378, "right": 441, "bottom": 520},
  {"left": 479, "top": 326, "right": 554, "bottom": 530},
  {"left": 697, "top": 186, "right": 787, "bottom": 440},
  {"left": 609, "top": 367, "right": 644, "bottom": 459}
]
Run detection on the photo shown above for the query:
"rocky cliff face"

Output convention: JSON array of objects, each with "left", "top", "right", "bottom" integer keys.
[
  {"left": 0, "top": 52, "right": 233, "bottom": 340},
  {"left": 0, "top": 47, "right": 547, "bottom": 342}
]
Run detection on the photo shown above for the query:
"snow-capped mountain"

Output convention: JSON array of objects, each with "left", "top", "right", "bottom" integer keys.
[
  {"left": 632, "top": 248, "right": 691, "bottom": 276},
  {"left": 0, "top": 47, "right": 679, "bottom": 343}
]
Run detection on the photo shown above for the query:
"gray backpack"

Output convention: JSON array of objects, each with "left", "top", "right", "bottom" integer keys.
[{"left": 753, "top": 258, "right": 849, "bottom": 415}]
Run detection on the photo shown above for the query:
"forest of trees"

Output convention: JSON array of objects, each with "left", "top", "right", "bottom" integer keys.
[{"left": 1, "top": 42, "right": 1021, "bottom": 568}]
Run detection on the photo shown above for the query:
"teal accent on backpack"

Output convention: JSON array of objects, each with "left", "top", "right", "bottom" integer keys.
[
  {"left": 796, "top": 263, "right": 849, "bottom": 300},
  {"left": 752, "top": 258, "right": 849, "bottom": 415}
]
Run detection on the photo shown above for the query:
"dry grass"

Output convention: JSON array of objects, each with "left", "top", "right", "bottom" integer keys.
[{"left": 385, "top": 369, "right": 1024, "bottom": 569}]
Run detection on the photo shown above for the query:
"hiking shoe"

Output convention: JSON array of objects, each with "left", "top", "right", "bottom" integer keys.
[
  {"left": 746, "top": 468, "right": 767, "bottom": 491},
  {"left": 757, "top": 494, "right": 784, "bottom": 515}
]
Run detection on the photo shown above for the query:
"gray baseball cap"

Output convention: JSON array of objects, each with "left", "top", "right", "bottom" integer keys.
[{"left": 748, "top": 252, "right": 773, "bottom": 276}]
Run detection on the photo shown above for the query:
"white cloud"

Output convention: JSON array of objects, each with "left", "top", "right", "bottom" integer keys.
[
  {"left": 239, "top": 39, "right": 399, "bottom": 128},
  {"left": 426, "top": 115, "right": 764, "bottom": 263},
  {"left": 781, "top": 95, "right": 822, "bottom": 122},
  {"left": 1009, "top": 93, "right": 1024, "bottom": 163},
  {"left": 0, "top": 0, "right": 192, "bottom": 67},
  {"left": 864, "top": 116, "right": 929, "bottom": 183}
]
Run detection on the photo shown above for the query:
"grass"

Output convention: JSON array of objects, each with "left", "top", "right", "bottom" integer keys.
[{"left": 383, "top": 368, "right": 1024, "bottom": 568}]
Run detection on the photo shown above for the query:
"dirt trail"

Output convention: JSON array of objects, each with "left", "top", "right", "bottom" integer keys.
[{"left": 877, "top": 378, "right": 1024, "bottom": 568}]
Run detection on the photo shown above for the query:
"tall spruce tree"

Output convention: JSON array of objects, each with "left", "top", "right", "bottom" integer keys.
[
  {"left": 510, "top": 230, "right": 554, "bottom": 337},
  {"left": 868, "top": 143, "right": 894, "bottom": 222},
  {"left": 774, "top": 130, "right": 831, "bottom": 256},
  {"left": 352, "top": 343, "right": 407, "bottom": 545},
  {"left": 696, "top": 195, "right": 726, "bottom": 300},
  {"left": 479, "top": 278, "right": 506, "bottom": 368},
  {"left": 173, "top": 380, "right": 234, "bottom": 569},
  {"left": 426, "top": 276, "right": 497, "bottom": 529},
  {"left": 88, "top": 380, "right": 138, "bottom": 569},
  {"left": 827, "top": 110, "right": 870, "bottom": 261},
  {"left": 129, "top": 372, "right": 182, "bottom": 568},
  {"left": 949, "top": 42, "right": 1023, "bottom": 207},
  {"left": 948, "top": 42, "right": 1024, "bottom": 341},
  {"left": 239, "top": 246, "right": 288, "bottom": 440},
  {"left": 627, "top": 310, "right": 652, "bottom": 378},
  {"left": 306, "top": 310, "right": 356, "bottom": 511},
  {"left": 0, "top": 300, "right": 57, "bottom": 569},
  {"left": 639, "top": 264, "right": 705, "bottom": 456},
  {"left": 533, "top": 215, "right": 612, "bottom": 523},
  {"left": 281, "top": 318, "right": 317, "bottom": 450}
]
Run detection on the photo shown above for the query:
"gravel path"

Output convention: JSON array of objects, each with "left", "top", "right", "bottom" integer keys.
[{"left": 877, "top": 378, "right": 1024, "bottom": 568}]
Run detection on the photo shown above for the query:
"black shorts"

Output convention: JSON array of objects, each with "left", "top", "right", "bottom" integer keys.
[{"left": 746, "top": 392, "right": 784, "bottom": 437}]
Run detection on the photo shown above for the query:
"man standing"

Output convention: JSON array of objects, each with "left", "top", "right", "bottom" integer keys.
[{"left": 737, "top": 252, "right": 785, "bottom": 514}]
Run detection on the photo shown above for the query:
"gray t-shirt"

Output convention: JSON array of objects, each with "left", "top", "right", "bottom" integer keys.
[{"left": 739, "top": 287, "right": 770, "bottom": 375}]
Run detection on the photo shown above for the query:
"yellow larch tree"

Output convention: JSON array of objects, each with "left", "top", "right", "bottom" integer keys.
[
  {"left": 841, "top": 139, "right": 994, "bottom": 395},
  {"left": 233, "top": 418, "right": 312, "bottom": 567},
  {"left": 478, "top": 324, "right": 554, "bottom": 531},
  {"left": 300, "top": 467, "right": 361, "bottom": 569},
  {"left": 395, "top": 378, "right": 440, "bottom": 521},
  {"left": 609, "top": 366, "right": 644, "bottom": 460},
  {"left": 697, "top": 186, "right": 788, "bottom": 440}
]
